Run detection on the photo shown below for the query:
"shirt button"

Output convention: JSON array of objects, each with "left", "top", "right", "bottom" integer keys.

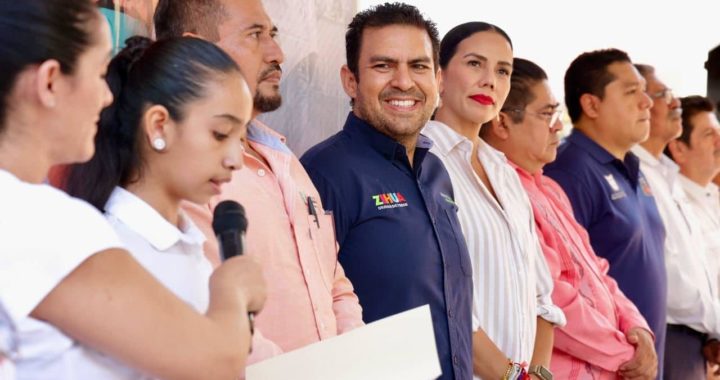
[
  {"left": 448, "top": 310, "right": 454, "bottom": 319},
  {"left": 257, "top": 168, "right": 266, "bottom": 177},
  {"left": 320, "top": 322, "right": 326, "bottom": 330},
  {"left": 453, "top": 355, "right": 459, "bottom": 365}
]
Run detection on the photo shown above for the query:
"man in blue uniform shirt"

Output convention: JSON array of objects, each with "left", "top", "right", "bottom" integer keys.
[
  {"left": 300, "top": 3, "right": 472, "bottom": 379},
  {"left": 544, "top": 48, "right": 667, "bottom": 378}
]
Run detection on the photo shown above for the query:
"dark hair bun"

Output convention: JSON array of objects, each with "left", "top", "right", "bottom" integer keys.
[{"left": 117, "top": 36, "right": 153, "bottom": 73}]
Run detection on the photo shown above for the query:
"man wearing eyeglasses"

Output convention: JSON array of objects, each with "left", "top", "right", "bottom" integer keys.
[
  {"left": 483, "top": 57, "right": 657, "bottom": 380},
  {"left": 631, "top": 66, "right": 720, "bottom": 379}
]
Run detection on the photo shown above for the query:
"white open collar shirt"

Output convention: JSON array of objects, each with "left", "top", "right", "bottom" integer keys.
[
  {"left": 633, "top": 147, "right": 720, "bottom": 338},
  {"left": 679, "top": 175, "right": 720, "bottom": 298},
  {"left": 423, "top": 121, "right": 565, "bottom": 365}
]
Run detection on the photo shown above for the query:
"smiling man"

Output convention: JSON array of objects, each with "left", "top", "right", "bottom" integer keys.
[
  {"left": 301, "top": 3, "right": 472, "bottom": 379},
  {"left": 544, "top": 49, "right": 668, "bottom": 378}
]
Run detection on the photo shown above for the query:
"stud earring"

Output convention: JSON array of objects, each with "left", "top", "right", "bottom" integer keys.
[{"left": 152, "top": 137, "right": 166, "bottom": 151}]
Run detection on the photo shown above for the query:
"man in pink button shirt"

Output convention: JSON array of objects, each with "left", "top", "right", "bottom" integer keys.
[
  {"left": 154, "top": 0, "right": 363, "bottom": 356},
  {"left": 483, "top": 58, "right": 657, "bottom": 379}
]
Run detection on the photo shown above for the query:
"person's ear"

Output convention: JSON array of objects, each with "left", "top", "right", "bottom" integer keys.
[
  {"left": 579, "top": 93, "right": 601, "bottom": 120},
  {"left": 491, "top": 112, "right": 512, "bottom": 141},
  {"left": 340, "top": 64, "right": 358, "bottom": 105},
  {"left": 142, "top": 105, "right": 173, "bottom": 152},
  {"left": 35, "top": 59, "right": 63, "bottom": 109},
  {"left": 666, "top": 139, "right": 688, "bottom": 165}
]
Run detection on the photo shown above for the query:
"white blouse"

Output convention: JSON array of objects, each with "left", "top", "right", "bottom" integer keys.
[
  {"left": 423, "top": 121, "right": 565, "bottom": 367},
  {"left": 0, "top": 169, "right": 122, "bottom": 380}
]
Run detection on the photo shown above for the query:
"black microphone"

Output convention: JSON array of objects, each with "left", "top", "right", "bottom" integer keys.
[
  {"left": 212, "top": 200, "right": 254, "bottom": 336},
  {"left": 212, "top": 200, "right": 248, "bottom": 260}
]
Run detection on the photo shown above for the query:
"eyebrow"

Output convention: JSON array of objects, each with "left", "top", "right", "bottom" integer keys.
[
  {"left": 539, "top": 102, "right": 561, "bottom": 110},
  {"left": 368, "top": 55, "right": 433, "bottom": 65},
  {"left": 245, "top": 23, "right": 279, "bottom": 34},
  {"left": 462, "top": 53, "right": 513, "bottom": 69},
  {"left": 213, "top": 114, "right": 244, "bottom": 125}
]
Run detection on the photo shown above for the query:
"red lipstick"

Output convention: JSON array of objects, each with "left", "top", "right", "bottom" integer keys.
[{"left": 470, "top": 94, "right": 494, "bottom": 106}]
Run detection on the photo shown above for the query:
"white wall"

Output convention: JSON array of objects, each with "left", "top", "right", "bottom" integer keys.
[
  {"left": 360, "top": 0, "right": 720, "bottom": 108},
  {"left": 259, "top": 0, "right": 357, "bottom": 155}
]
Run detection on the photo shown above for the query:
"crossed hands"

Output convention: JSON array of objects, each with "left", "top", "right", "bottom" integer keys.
[{"left": 618, "top": 328, "right": 657, "bottom": 380}]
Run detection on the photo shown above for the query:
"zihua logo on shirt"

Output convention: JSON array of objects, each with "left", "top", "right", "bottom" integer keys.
[{"left": 372, "top": 192, "right": 408, "bottom": 210}]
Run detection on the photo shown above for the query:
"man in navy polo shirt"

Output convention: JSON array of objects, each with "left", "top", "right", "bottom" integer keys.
[
  {"left": 545, "top": 48, "right": 667, "bottom": 378},
  {"left": 300, "top": 3, "right": 472, "bottom": 380}
]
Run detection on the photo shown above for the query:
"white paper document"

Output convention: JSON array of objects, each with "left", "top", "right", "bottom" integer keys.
[{"left": 246, "top": 304, "right": 441, "bottom": 380}]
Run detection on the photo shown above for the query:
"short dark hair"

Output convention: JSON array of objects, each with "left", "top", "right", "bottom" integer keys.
[
  {"left": 439, "top": 21, "right": 512, "bottom": 70},
  {"left": 63, "top": 36, "right": 241, "bottom": 211},
  {"left": 345, "top": 2, "right": 440, "bottom": 78},
  {"left": 679, "top": 95, "right": 715, "bottom": 145},
  {"left": 665, "top": 95, "right": 715, "bottom": 160},
  {"left": 0, "top": 0, "right": 99, "bottom": 132},
  {"left": 501, "top": 58, "right": 547, "bottom": 123},
  {"left": 564, "top": 48, "right": 632, "bottom": 123},
  {"left": 154, "top": 0, "right": 226, "bottom": 41}
]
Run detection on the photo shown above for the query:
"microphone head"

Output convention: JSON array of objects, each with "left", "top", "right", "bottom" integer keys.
[{"left": 212, "top": 200, "right": 248, "bottom": 235}]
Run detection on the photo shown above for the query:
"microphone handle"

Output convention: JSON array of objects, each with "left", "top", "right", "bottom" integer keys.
[{"left": 217, "top": 231, "right": 255, "bottom": 335}]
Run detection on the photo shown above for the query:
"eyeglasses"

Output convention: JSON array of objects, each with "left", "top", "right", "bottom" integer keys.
[
  {"left": 648, "top": 88, "right": 674, "bottom": 105},
  {"left": 503, "top": 108, "right": 564, "bottom": 128}
]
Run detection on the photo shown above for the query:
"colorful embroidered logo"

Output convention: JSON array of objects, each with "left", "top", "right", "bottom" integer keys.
[{"left": 372, "top": 192, "right": 408, "bottom": 210}]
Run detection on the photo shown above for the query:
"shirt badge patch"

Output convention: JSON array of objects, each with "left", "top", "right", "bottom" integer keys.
[
  {"left": 604, "top": 174, "right": 620, "bottom": 192},
  {"left": 604, "top": 174, "right": 627, "bottom": 200},
  {"left": 639, "top": 176, "right": 653, "bottom": 196},
  {"left": 372, "top": 192, "right": 408, "bottom": 210}
]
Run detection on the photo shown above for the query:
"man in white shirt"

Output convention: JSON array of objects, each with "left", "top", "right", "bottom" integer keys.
[
  {"left": 666, "top": 96, "right": 720, "bottom": 289},
  {"left": 666, "top": 97, "right": 720, "bottom": 380},
  {"left": 633, "top": 64, "right": 720, "bottom": 379}
]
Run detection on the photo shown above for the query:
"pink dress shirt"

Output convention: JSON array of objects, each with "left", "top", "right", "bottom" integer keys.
[
  {"left": 184, "top": 121, "right": 363, "bottom": 355},
  {"left": 513, "top": 164, "right": 652, "bottom": 379}
]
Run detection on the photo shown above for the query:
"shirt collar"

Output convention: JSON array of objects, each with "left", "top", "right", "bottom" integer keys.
[
  {"left": 423, "top": 120, "right": 472, "bottom": 156},
  {"left": 569, "top": 129, "right": 641, "bottom": 180},
  {"left": 508, "top": 159, "right": 547, "bottom": 189},
  {"left": 105, "top": 187, "right": 206, "bottom": 251},
  {"left": 247, "top": 119, "right": 292, "bottom": 154},
  {"left": 633, "top": 146, "right": 680, "bottom": 180},
  {"left": 567, "top": 129, "right": 617, "bottom": 164},
  {"left": 680, "top": 174, "right": 719, "bottom": 201},
  {"left": 343, "top": 111, "right": 434, "bottom": 164}
]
